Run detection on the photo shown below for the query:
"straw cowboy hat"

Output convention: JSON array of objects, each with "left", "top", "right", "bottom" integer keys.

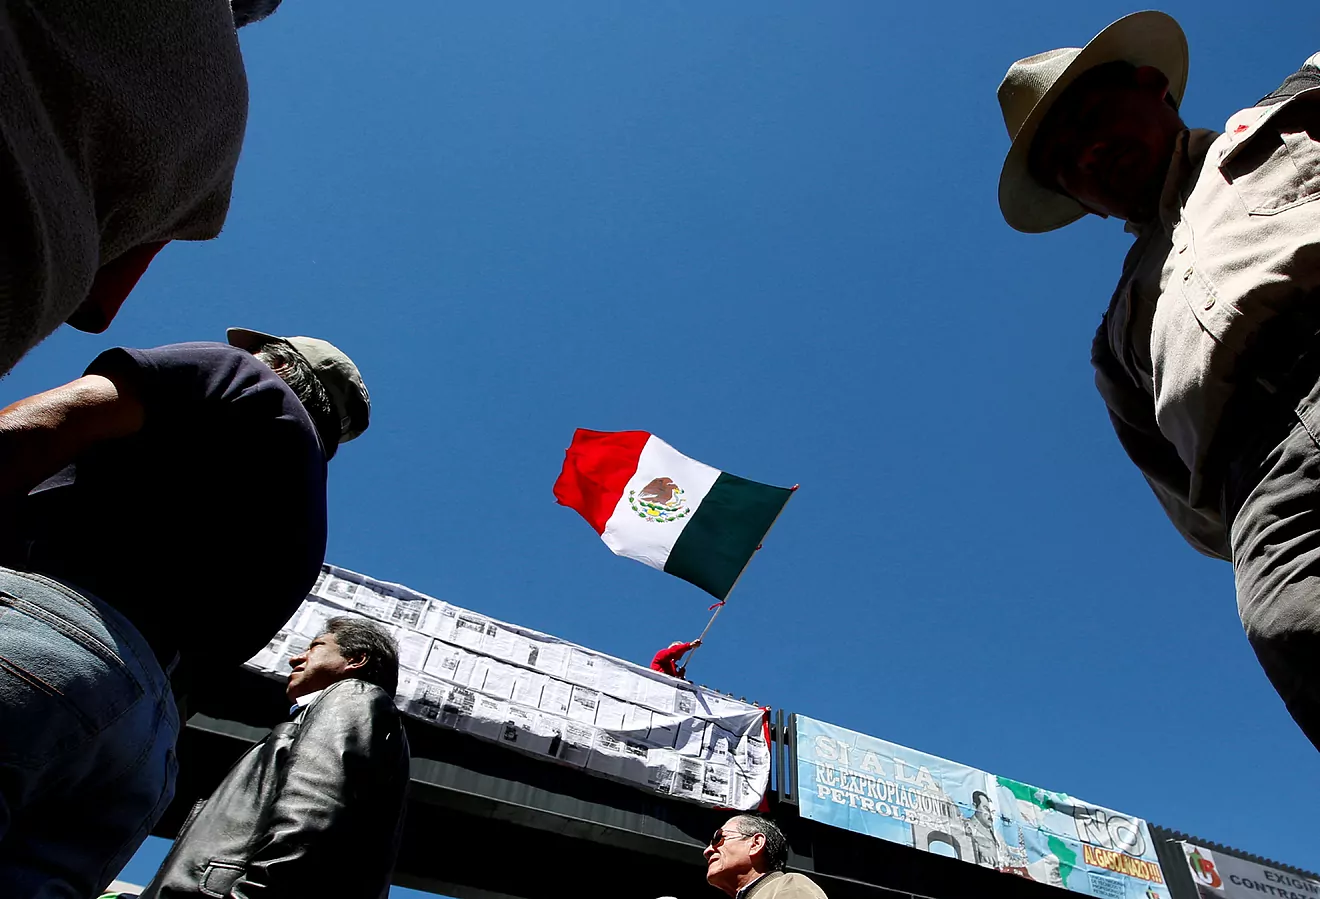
[{"left": 996, "top": 11, "right": 1188, "bottom": 233}]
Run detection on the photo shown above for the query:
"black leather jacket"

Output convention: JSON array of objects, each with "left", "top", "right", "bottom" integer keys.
[{"left": 142, "top": 678, "right": 410, "bottom": 899}]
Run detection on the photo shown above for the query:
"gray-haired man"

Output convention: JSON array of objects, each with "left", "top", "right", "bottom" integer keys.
[
  {"left": 0, "top": 328, "right": 369, "bottom": 896},
  {"left": 141, "top": 617, "right": 410, "bottom": 899},
  {"left": 704, "top": 815, "right": 827, "bottom": 898},
  {"left": 997, "top": 12, "right": 1320, "bottom": 748}
]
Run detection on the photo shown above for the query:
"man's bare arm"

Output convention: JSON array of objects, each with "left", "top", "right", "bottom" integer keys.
[{"left": 0, "top": 373, "right": 145, "bottom": 503}]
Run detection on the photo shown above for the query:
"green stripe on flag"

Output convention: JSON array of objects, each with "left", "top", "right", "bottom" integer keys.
[{"left": 663, "top": 472, "right": 792, "bottom": 599}]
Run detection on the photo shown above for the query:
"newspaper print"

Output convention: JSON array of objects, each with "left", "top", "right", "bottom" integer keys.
[{"left": 249, "top": 564, "right": 770, "bottom": 809}]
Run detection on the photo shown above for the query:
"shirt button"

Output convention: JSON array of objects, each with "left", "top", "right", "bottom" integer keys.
[
  {"left": 1183, "top": 269, "right": 1192, "bottom": 281},
  {"left": 1204, "top": 296, "right": 1216, "bottom": 310}
]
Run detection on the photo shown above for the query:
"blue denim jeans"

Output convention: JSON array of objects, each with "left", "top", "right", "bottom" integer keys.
[{"left": 0, "top": 567, "right": 178, "bottom": 898}]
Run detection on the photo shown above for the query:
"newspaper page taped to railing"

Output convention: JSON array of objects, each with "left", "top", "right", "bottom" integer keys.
[{"left": 244, "top": 564, "right": 771, "bottom": 809}]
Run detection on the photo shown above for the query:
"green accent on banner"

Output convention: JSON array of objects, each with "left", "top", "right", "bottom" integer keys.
[
  {"left": 997, "top": 774, "right": 1067, "bottom": 812},
  {"left": 1049, "top": 834, "right": 1079, "bottom": 886}
]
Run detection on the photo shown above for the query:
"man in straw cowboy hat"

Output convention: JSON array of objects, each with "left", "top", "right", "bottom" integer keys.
[{"left": 997, "top": 12, "right": 1320, "bottom": 747}]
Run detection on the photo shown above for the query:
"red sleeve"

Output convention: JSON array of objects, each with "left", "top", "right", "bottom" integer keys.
[{"left": 651, "top": 643, "right": 693, "bottom": 671}]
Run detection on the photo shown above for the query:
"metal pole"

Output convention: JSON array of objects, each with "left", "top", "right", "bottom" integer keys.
[
  {"left": 681, "top": 484, "right": 798, "bottom": 674},
  {"left": 695, "top": 600, "right": 725, "bottom": 643},
  {"left": 675, "top": 601, "right": 723, "bottom": 673},
  {"left": 775, "top": 709, "right": 786, "bottom": 805}
]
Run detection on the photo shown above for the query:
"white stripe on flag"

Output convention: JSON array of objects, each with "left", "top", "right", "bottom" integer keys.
[{"left": 601, "top": 435, "right": 721, "bottom": 570}]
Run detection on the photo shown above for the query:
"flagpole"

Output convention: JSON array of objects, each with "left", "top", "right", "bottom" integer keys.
[
  {"left": 681, "top": 484, "right": 798, "bottom": 674},
  {"left": 695, "top": 601, "right": 725, "bottom": 645}
]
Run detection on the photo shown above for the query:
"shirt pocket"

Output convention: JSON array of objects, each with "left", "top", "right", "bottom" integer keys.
[
  {"left": 1221, "top": 109, "right": 1320, "bottom": 215},
  {"left": 200, "top": 858, "right": 248, "bottom": 897},
  {"left": 0, "top": 590, "right": 144, "bottom": 763},
  {"left": 1167, "top": 224, "right": 1245, "bottom": 352}
]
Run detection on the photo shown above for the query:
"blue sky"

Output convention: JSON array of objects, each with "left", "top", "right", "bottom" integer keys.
[{"left": 48, "top": 2, "right": 1318, "bottom": 894}]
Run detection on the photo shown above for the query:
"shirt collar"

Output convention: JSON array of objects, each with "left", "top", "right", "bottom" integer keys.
[
  {"left": 1126, "top": 128, "right": 1219, "bottom": 237},
  {"left": 293, "top": 688, "right": 324, "bottom": 709},
  {"left": 736, "top": 872, "right": 778, "bottom": 899}
]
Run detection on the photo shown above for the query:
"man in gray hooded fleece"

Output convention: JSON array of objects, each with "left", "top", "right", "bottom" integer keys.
[{"left": 0, "top": 0, "right": 283, "bottom": 376}]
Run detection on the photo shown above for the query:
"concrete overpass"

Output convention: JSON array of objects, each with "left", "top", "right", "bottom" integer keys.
[{"left": 159, "top": 668, "right": 1117, "bottom": 899}]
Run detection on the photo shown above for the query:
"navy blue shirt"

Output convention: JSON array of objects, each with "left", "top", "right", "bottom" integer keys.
[{"left": 15, "top": 342, "right": 328, "bottom": 672}]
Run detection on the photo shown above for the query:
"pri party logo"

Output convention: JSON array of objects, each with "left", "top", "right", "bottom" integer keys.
[
  {"left": 628, "top": 477, "right": 691, "bottom": 523},
  {"left": 1187, "top": 846, "right": 1224, "bottom": 889}
]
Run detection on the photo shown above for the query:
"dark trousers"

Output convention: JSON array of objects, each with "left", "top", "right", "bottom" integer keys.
[{"left": 1227, "top": 370, "right": 1320, "bottom": 750}]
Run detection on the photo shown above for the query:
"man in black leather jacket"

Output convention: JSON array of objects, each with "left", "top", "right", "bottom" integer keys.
[{"left": 141, "top": 617, "right": 410, "bottom": 899}]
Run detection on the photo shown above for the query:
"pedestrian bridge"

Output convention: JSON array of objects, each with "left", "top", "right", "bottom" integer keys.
[{"left": 158, "top": 668, "right": 1270, "bottom": 899}]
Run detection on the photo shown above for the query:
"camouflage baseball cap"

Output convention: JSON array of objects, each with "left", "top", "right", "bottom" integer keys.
[{"left": 226, "top": 327, "right": 371, "bottom": 443}]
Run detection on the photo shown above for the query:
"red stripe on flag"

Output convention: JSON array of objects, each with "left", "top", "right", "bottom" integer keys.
[{"left": 553, "top": 429, "right": 651, "bottom": 534}]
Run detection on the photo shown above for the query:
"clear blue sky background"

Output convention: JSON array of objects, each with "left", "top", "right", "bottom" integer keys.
[{"left": 41, "top": 2, "right": 1315, "bottom": 894}]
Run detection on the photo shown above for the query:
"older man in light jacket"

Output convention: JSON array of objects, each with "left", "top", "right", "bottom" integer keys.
[{"left": 704, "top": 815, "right": 827, "bottom": 899}]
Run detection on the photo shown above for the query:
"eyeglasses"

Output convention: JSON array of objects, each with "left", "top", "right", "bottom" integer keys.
[{"left": 710, "top": 829, "right": 756, "bottom": 849}]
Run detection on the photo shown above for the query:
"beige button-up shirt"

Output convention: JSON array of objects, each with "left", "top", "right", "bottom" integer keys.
[
  {"left": 739, "top": 871, "right": 829, "bottom": 899},
  {"left": 1093, "top": 73, "right": 1320, "bottom": 560}
]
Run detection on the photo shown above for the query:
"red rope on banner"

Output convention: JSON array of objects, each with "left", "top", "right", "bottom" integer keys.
[{"left": 708, "top": 599, "right": 725, "bottom": 611}]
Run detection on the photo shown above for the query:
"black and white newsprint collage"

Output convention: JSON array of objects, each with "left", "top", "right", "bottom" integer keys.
[{"left": 245, "top": 564, "right": 771, "bottom": 809}]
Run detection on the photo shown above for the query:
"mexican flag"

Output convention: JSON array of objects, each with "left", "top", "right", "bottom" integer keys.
[{"left": 553, "top": 429, "right": 794, "bottom": 599}]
